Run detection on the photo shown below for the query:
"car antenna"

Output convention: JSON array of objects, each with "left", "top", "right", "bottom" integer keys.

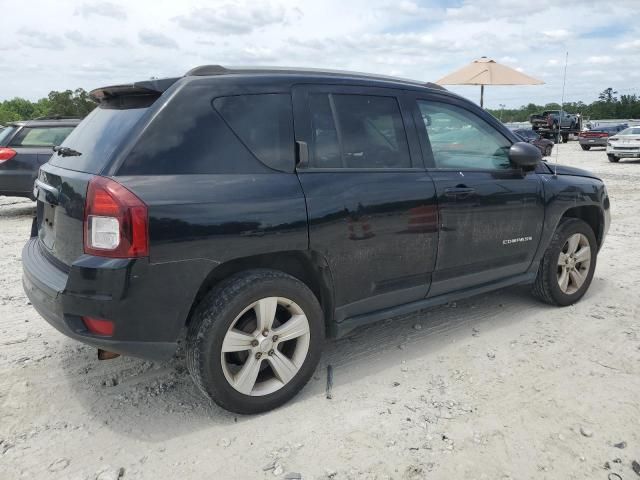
[{"left": 554, "top": 51, "right": 569, "bottom": 177}]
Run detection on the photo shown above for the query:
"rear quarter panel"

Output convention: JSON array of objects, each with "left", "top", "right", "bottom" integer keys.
[{"left": 116, "top": 174, "right": 309, "bottom": 265}]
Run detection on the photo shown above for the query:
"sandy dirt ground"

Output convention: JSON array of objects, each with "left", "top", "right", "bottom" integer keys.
[{"left": 1, "top": 143, "right": 639, "bottom": 480}]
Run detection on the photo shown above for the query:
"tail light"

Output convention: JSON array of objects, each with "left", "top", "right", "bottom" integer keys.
[
  {"left": 82, "top": 316, "right": 114, "bottom": 336},
  {"left": 0, "top": 147, "right": 17, "bottom": 164},
  {"left": 84, "top": 176, "right": 148, "bottom": 258}
]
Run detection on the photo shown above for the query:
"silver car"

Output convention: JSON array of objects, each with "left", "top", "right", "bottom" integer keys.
[{"left": 606, "top": 127, "right": 640, "bottom": 162}]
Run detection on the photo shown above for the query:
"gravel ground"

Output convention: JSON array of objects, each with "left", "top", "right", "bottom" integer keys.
[{"left": 1, "top": 143, "right": 639, "bottom": 480}]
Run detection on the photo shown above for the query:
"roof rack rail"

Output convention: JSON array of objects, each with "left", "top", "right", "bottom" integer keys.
[
  {"left": 424, "top": 82, "right": 447, "bottom": 91},
  {"left": 184, "top": 65, "right": 447, "bottom": 90},
  {"left": 34, "top": 115, "right": 81, "bottom": 120}
]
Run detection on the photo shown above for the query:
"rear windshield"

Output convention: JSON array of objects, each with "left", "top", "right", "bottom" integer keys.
[{"left": 49, "top": 105, "right": 149, "bottom": 173}]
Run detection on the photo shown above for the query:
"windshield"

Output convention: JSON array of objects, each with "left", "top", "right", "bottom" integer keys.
[
  {"left": 0, "top": 125, "right": 17, "bottom": 146},
  {"left": 618, "top": 127, "right": 640, "bottom": 136},
  {"left": 515, "top": 130, "right": 536, "bottom": 139},
  {"left": 48, "top": 105, "right": 150, "bottom": 173}
]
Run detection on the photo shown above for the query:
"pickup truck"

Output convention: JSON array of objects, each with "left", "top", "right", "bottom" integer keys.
[{"left": 530, "top": 110, "right": 579, "bottom": 131}]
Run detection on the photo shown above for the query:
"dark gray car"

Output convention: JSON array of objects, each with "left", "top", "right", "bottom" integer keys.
[
  {"left": 0, "top": 117, "right": 79, "bottom": 198},
  {"left": 578, "top": 124, "right": 628, "bottom": 150}
]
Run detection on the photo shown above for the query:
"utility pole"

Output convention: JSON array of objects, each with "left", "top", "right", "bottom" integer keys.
[{"left": 499, "top": 104, "right": 506, "bottom": 122}]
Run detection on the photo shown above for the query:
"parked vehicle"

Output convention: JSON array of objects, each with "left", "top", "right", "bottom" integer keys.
[
  {"left": 578, "top": 124, "right": 628, "bottom": 150},
  {"left": 530, "top": 110, "right": 579, "bottom": 131},
  {"left": 0, "top": 117, "right": 80, "bottom": 198},
  {"left": 23, "top": 66, "right": 610, "bottom": 414},
  {"left": 606, "top": 126, "right": 640, "bottom": 162},
  {"left": 512, "top": 128, "right": 554, "bottom": 156}
]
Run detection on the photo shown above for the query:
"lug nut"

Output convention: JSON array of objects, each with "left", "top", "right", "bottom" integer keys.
[
  {"left": 268, "top": 350, "right": 274, "bottom": 356},
  {"left": 255, "top": 352, "right": 262, "bottom": 359},
  {"left": 262, "top": 330, "right": 269, "bottom": 337},
  {"left": 251, "top": 339, "right": 259, "bottom": 347},
  {"left": 272, "top": 335, "right": 278, "bottom": 342}
]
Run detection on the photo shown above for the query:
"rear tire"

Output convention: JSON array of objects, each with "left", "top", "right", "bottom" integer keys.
[
  {"left": 532, "top": 218, "right": 597, "bottom": 306},
  {"left": 186, "top": 269, "right": 324, "bottom": 414},
  {"left": 608, "top": 155, "right": 619, "bottom": 163},
  {"left": 545, "top": 145, "right": 552, "bottom": 156},
  {"left": 581, "top": 144, "right": 591, "bottom": 151}
]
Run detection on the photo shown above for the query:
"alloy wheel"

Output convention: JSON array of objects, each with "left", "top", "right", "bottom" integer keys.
[
  {"left": 557, "top": 233, "right": 591, "bottom": 295},
  {"left": 220, "top": 297, "right": 311, "bottom": 396}
]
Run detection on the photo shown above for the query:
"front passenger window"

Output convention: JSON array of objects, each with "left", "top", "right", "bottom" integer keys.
[{"left": 418, "top": 101, "right": 511, "bottom": 170}]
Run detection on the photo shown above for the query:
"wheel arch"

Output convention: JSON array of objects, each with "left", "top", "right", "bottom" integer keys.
[
  {"left": 560, "top": 205, "right": 605, "bottom": 248},
  {"left": 184, "top": 250, "right": 335, "bottom": 335}
]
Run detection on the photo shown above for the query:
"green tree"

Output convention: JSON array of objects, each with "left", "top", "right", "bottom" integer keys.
[
  {"left": 0, "top": 107, "right": 21, "bottom": 124},
  {"left": 486, "top": 87, "right": 640, "bottom": 123},
  {"left": 45, "top": 88, "right": 96, "bottom": 117},
  {"left": 598, "top": 88, "right": 618, "bottom": 103},
  {"left": 0, "top": 88, "right": 96, "bottom": 125},
  {"left": 2, "top": 98, "right": 37, "bottom": 119}
]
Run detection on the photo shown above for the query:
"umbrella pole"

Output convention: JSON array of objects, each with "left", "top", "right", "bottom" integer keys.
[{"left": 480, "top": 84, "right": 484, "bottom": 108}]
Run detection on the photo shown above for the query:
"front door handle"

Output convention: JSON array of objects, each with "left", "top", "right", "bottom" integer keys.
[{"left": 444, "top": 186, "right": 475, "bottom": 199}]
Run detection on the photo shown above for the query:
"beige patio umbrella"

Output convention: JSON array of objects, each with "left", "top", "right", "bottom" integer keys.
[{"left": 435, "top": 57, "right": 544, "bottom": 108}]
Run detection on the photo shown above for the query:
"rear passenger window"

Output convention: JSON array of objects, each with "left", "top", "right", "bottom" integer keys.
[
  {"left": 214, "top": 94, "right": 294, "bottom": 172},
  {"left": 309, "top": 93, "right": 411, "bottom": 169},
  {"left": 10, "top": 126, "right": 75, "bottom": 147},
  {"left": 309, "top": 94, "right": 341, "bottom": 168},
  {"left": 117, "top": 87, "right": 275, "bottom": 176}
]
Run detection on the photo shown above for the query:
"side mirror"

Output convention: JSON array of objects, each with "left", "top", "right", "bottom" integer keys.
[{"left": 509, "top": 141, "right": 541, "bottom": 170}]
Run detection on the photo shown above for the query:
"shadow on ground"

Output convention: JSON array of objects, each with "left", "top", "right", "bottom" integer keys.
[
  {"left": 55, "top": 279, "right": 584, "bottom": 442},
  {"left": 0, "top": 202, "right": 35, "bottom": 218}
]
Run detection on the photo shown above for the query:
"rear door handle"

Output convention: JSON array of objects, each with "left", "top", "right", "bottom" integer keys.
[{"left": 444, "top": 186, "right": 475, "bottom": 198}]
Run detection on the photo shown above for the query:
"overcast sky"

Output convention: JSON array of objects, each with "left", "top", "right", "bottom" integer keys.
[{"left": 1, "top": 0, "right": 639, "bottom": 108}]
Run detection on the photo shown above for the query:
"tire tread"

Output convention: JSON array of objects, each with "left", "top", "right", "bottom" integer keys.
[
  {"left": 532, "top": 218, "right": 596, "bottom": 306},
  {"left": 186, "top": 269, "right": 323, "bottom": 413}
]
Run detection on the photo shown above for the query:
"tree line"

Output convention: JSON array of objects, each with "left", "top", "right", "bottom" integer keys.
[
  {"left": 0, "top": 89, "right": 96, "bottom": 124},
  {"left": 487, "top": 88, "right": 640, "bottom": 123}
]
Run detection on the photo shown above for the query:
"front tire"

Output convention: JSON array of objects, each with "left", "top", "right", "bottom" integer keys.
[
  {"left": 545, "top": 145, "right": 553, "bottom": 156},
  {"left": 581, "top": 144, "right": 591, "bottom": 151},
  {"left": 532, "top": 218, "right": 597, "bottom": 306},
  {"left": 186, "top": 269, "right": 324, "bottom": 414},
  {"left": 608, "top": 154, "right": 619, "bottom": 163}
]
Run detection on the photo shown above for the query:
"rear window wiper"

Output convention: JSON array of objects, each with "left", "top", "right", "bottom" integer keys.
[{"left": 52, "top": 146, "right": 82, "bottom": 157}]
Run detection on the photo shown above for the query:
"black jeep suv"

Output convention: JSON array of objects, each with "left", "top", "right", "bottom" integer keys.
[
  {"left": 0, "top": 117, "right": 79, "bottom": 198},
  {"left": 22, "top": 66, "right": 610, "bottom": 414}
]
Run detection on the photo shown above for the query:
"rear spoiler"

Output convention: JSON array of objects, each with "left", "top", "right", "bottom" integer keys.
[{"left": 90, "top": 77, "right": 180, "bottom": 103}]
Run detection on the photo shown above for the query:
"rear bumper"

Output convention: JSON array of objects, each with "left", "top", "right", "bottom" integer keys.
[
  {"left": 21, "top": 237, "right": 192, "bottom": 361},
  {"left": 579, "top": 138, "right": 607, "bottom": 147},
  {"left": 606, "top": 146, "right": 640, "bottom": 157}
]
